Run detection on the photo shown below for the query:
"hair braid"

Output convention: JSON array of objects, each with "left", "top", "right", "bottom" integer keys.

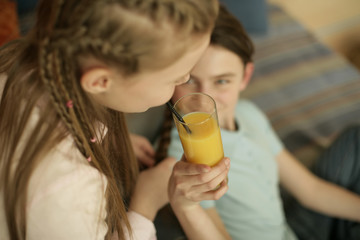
[
  {"left": 73, "top": 36, "right": 138, "bottom": 75},
  {"left": 52, "top": 46, "right": 131, "bottom": 238},
  {"left": 60, "top": 50, "right": 100, "bottom": 141},
  {"left": 39, "top": 42, "right": 76, "bottom": 139},
  {"left": 39, "top": 42, "right": 89, "bottom": 160},
  {"left": 39, "top": 40, "right": 63, "bottom": 110},
  {"left": 38, "top": 38, "right": 127, "bottom": 239},
  {"left": 53, "top": 50, "right": 102, "bottom": 167},
  {"left": 1, "top": 1, "right": 219, "bottom": 239},
  {"left": 155, "top": 107, "right": 174, "bottom": 163}
]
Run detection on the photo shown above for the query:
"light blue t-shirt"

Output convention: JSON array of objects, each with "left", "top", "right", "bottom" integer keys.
[{"left": 168, "top": 99, "right": 297, "bottom": 240}]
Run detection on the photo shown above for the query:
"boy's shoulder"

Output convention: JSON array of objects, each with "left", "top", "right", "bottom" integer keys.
[
  {"left": 236, "top": 99, "right": 270, "bottom": 124},
  {"left": 237, "top": 99, "right": 265, "bottom": 115}
]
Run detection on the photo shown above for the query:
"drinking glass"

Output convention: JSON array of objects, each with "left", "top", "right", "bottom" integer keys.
[{"left": 172, "top": 93, "right": 224, "bottom": 167}]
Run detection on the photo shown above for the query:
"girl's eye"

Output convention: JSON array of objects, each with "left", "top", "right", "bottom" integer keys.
[{"left": 215, "top": 79, "right": 229, "bottom": 85}]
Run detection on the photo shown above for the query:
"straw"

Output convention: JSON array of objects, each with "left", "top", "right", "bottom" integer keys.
[{"left": 166, "top": 101, "right": 192, "bottom": 134}]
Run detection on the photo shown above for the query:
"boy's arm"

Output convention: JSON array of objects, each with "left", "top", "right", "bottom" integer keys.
[{"left": 277, "top": 149, "right": 360, "bottom": 222}]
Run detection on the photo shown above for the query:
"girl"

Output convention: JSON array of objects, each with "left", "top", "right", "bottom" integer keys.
[
  {"left": 157, "top": 5, "right": 360, "bottom": 240},
  {"left": 0, "top": 0, "right": 231, "bottom": 239}
]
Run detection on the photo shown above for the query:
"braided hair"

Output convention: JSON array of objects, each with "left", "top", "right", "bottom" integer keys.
[{"left": 0, "top": 0, "right": 219, "bottom": 239}]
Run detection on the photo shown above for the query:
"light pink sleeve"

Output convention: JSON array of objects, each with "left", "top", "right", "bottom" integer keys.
[
  {"left": 27, "top": 165, "right": 109, "bottom": 240},
  {"left": 122, "top": 211, "right": 157, "bottom": 240}
]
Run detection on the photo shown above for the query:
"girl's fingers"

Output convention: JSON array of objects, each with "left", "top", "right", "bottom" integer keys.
[
  {"left": 171, "top": 158, "right": 230, "bottom": 195},
  {"left": 199, "top": 157, "right": 230, "bottom": 183},
  {"left": 187, "top": 165, "right": 229, "bottom": 194},
  {"left": 203, "top": 178, "right": 229, "bottom": 200},
  {"left": 174, "top": 156, "right": 230, "bottom": 177},
  {"left": 174, "top": 157, "right": 230, "bottom": 185},
  {"left": 187, "top": 178, "right": 229, "bottom": 202},
  {"left": 173, "top": 158, "right": 211, "bottom": 175}
]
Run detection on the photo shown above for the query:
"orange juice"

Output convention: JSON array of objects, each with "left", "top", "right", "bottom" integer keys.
[{"left": 177, "top": 112, "right": 224, "bottom": 167}]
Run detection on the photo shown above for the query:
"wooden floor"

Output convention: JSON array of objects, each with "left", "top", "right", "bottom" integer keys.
[{"left": 268, "top": 0, "right": 360, "bottom": 70}]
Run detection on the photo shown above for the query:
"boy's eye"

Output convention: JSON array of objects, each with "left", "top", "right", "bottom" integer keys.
[{"left": 215, "top": 79, "right": 229, "bottom": 85}]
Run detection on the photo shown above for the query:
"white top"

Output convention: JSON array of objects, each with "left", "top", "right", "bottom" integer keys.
[
  {"left": 0, "top": 75, "right": 156, "bottom": 240},
  {"left": 168, "top": 99, "right": 297, "bottom": 240}
]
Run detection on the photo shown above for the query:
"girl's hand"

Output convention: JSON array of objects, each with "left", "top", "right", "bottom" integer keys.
[
  {"left": 129, "top": 133, "right": 156, "bottom": 167},
  {"left": 129, "top": 157, "right": 176, "bottom": 221},
  {"left": 168, "top": 156, "right": 230, "bottom": 211}
]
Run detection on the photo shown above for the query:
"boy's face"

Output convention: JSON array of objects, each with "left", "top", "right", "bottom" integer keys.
[{"left": 172, "top": 45, "right": 253, "bottom": 130}]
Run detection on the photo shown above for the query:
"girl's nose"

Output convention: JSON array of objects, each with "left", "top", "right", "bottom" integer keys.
[
  {"left": 199, "top": 84, "right": 212, "bottom": 96},
  {"left": 177, "top": 74, "right": 191, "bottom": 85}
]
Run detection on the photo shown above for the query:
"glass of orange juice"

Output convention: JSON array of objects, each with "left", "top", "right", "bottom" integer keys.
[{"left": 172, "top": 93, "right": 224, "bottom": 167}]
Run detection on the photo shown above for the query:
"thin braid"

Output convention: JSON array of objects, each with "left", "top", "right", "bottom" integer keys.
[
  {"left": 51, "top": 49, "right": 96, "bottom": 161},
  {"left": 76, "top": 37, "right": 127, "bottom": 60},
  {"left": 61, "top": 51, "right": 99, "bottom": 141},
  {"left": 44, "top": 51, "right": 83, "bottom": 152},
  {"left": 155, "top": 107, "right": 174, "bottom": 163},
  {"left": 39, "top": 42, "right": 76, "bottom": 137},
  {"left": 39, "top": 40, "right": 65, "bottom": 113},
  {"left": 52, "top": 50, "right": 72, "bottom": 107},
  {"left": 53, "top": 49, "right": 94, "bottom": 146},
  {"left": 40, "top": 42, "right": 89, "bottom": 159}
]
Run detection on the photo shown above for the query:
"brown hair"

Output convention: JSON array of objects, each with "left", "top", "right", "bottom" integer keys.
[
  {"left": 210, "top": 4, "right": 254, "bottom": 65},
  {"left": 0, "top": 0, "right": 218, "bottom": 239},
  {"left": 156, "top": 4, "right": 254, "bottom": 161}
]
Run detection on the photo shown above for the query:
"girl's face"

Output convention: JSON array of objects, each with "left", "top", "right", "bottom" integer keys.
[
  {"left": 104, "top": 35, "right": 211, "bottom": 113},
  {"left": 172, "top": 45, "right": 253, "bottom": 130}
]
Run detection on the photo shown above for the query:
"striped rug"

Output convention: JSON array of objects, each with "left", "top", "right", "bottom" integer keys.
[{"left": 243, "top": 5, "right": 360, "bottom": 166}]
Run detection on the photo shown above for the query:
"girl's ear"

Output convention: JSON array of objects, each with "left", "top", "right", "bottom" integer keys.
[
  {"left": 239, "top": 62, "right": 254, "bottom": 91},
  {"left": 80, "top": 68, "right": 113, "bottom": 94}
]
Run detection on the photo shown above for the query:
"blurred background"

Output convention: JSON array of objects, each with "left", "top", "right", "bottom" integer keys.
[
  {"left": 269, "top": 0, "right": 360, "bottom": 70},
  {"left": 1, "top": 0, "right": 360, "bottom": 70}
]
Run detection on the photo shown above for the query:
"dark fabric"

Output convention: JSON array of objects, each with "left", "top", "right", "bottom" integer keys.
[
  {"left": 220, "top": 0, "right": 268, "bottom": 35},
  {"left": 16, "top": 0, "right": 38, "bottom": 15},
  {"left": 154, "top": 204, "right": 187, "bottom": 240},
  {"left": 286, "top": 126, "right": 360, "bottom": 240}
]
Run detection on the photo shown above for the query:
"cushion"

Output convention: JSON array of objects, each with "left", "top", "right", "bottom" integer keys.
[
  {"left": 17, "top": 0, "right": 38, "bottom": 15},
  {"left": 0, "top": 1, "right": 20, "bottom": 46},
  {"left": 220, "top": 0, "right": 268, "bottom": 35}
]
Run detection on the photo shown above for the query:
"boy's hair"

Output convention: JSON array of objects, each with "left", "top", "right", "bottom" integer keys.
[
  {"left": 211, "top": 5, "right": 254, "bottom": 65},
  {"left": 0, "top": 0, "right": 218, "bottom": 239},
  {"left": 156, "top": 5, "right": 254, "bottom": 162}
]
